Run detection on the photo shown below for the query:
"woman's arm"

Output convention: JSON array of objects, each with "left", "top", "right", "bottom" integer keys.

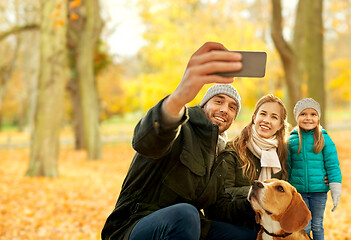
[{"left": 222, "top": 150, "right": 252, "bottom": 199}]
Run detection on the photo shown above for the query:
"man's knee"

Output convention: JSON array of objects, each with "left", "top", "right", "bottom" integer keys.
[
  {"left": 165, "top": 203, "right": 201, "bottom": 239},
  {"left": 168, "top": 203, "right": 200, "bottom": 225}
]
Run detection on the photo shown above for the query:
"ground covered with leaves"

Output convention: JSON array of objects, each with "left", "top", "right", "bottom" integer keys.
[{"left": 0, "top": 130, "right": 350, "bottom": 240}]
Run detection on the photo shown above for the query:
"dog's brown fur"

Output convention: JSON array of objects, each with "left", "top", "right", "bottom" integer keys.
[{"left": 248, "top": 179, "right": 312, "bottom": 240}]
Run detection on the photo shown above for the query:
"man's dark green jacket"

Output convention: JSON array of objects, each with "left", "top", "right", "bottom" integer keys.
[{"left": 101, "top": 98, "right": 254, "bottom": 240}]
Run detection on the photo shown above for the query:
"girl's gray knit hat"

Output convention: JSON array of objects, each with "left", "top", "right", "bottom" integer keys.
[
  {"left": 200, "top": 84, "right": 241, "bottom": 118},
  {"left": 293, "top": 98, "right": 321, "bottom": 121}
]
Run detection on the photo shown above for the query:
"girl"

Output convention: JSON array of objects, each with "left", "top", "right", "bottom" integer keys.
[
  {"left": 288, "top": 98, "right": 342, "bottom": 240},
  {"left": 219, "top": 94, "right": 288, "bottom": 229}
]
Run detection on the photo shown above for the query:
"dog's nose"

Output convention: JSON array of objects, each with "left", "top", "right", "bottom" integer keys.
[{"left": 253, "top": 181, "right": 264, "bottom": 190}]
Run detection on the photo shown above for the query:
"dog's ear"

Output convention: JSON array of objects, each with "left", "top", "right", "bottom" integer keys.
[{"left": 279, "top": 190, "right": 312, "bottom": 233}]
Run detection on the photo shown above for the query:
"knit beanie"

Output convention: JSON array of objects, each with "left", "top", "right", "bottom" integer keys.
[
  {"left": 293, "top": 98, "right": 321, "bottom": 121},
  {"left": 200, "top": 84, "right": 241, "bottom": 118}
]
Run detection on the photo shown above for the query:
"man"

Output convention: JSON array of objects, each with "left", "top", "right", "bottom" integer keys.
[{"left": 101, "top": 42, "right": 257, "bottom": 240}]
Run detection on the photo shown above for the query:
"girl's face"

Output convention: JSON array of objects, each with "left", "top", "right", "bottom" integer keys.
[
  {"left": 297, "top": 108, "right": 319, "bottom": 131},
  {"left": 253, "top": 102, "right": 283, "bottom": 139}
]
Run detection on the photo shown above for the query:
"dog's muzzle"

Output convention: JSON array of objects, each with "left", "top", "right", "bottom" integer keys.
[{"left": 248, "top": 180, "right": 264, "bottom": 201}]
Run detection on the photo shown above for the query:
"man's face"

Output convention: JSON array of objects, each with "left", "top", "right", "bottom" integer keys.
[{"left": 202, "top": 94, "right": 238, "bottom": 134}]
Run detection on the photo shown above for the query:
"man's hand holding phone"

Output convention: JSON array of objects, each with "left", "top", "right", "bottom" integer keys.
[{"left": 164, "top": 42, "right": 243, "bottom": 116}]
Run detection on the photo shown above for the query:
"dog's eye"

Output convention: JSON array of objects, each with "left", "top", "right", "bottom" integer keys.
[
  {"left": 275, "top": 185, "right": 285, "bottom": 192},
  {"left": 265, "top": 210, "right": 273, "bottom": 215}
]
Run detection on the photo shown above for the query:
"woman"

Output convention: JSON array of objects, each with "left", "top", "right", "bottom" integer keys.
[{"left": 217, "top": 94, "right": 289, "bottom": 229}]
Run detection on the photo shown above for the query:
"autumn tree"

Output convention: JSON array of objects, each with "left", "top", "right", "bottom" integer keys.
[
  {"left": 325, "top": 0, "right": 351, "bottom": 111},
  {"left": 16, "top": 1, "right": 40, "bottom": 133},
  {"left": 66, "top": 0, "right": 103, "bottom": 159},
  {"left": 0, "top": 38, "right": 20, "bottom": 129},
  {"left": 67, "top": 0, "right": 86, "bottom": 150},
  {"left": 26, "top": 0, "right": 67, "bottom": 177},
  {"left": 303, "top": 0, "right": 325, "bottom": 126},
  {"left": 271, "top": 0, "right": 300, "bottom": 124},
  {"left": 137, "top": 0, "right": 273, "bottom": 111},
  {"left": 271, "top": 0, "right": 326, "bottom": 126},
  {"left": 0, "top": 0, "right": 39, "bottom": 130}
]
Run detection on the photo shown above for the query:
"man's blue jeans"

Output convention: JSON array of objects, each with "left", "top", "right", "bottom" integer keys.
[
  {"left": 129, "top": 203, "right": 257, "bottom": 240},
  {"left": 301, "top": 192, "right": 328, "bottom": 240}
]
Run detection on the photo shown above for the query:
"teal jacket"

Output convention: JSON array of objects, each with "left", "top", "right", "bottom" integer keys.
[{"left": 287, "top": 128, "right": 342, "bottom": 193}]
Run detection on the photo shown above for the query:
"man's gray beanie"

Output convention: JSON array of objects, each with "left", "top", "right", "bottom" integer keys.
[
  {"left": 200, "top": 84, "right": 241, "bottom": 117},
  {"left": 293, "top": 98, "right": 321, "bottom": 121}
]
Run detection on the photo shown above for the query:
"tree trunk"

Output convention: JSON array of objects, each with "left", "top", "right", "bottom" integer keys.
[
  {"left": 67, "top": 0, "right": 85, "bottom": 150},
  {"left": 271, "top": 0, "right": 300, "bottom": 125},
  {"left": 76, "top": 0, "right": 103, "bottom": 160},
  {"left": 0, "top": 36, "right": 20, "bottom": 113},
  {"left": 25, "top": 31, "right": 39, "bottom": 135},
  {"left": 304, "top": 0, "right": 326, "bottom": 126},
  {"left": 293, "top": 0, "right": 306, "bottom": 97},
  {"left": 67, "top": 77, "right": 85, "bottom": 149},
  {"left": 26, "top": 0, "right": 67, "bottom": 177},
  {"left": 23, "top": 2, "right": 40, "bottom": 134}
]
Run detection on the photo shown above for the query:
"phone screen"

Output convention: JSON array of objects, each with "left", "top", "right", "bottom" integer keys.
[{"left": 214, "top": 51, "right": 267, "bottom": 78}]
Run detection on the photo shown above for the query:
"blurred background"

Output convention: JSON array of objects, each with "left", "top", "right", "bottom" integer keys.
[
  {"left": 0, "top": 0, "right": 350, "bottom": 239},
  {"left": 0, "top": 0, "right": 350, "bottom": 164}
]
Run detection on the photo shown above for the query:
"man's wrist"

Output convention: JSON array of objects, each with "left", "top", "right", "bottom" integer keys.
[
  {"left": 163, "top": 94, "right": 185, "bottom": 116},
  {"left": 161, "top": 98, "right": 185, "bottom": 129}
]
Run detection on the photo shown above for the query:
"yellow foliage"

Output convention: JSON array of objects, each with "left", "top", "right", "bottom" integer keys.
[
  {"left": 70, "top": 13, "right": 79, "bottom": 20},
  {"left": 97, "top": 65, "right": 126, "bottom": 119},
  {"left": 328, "top": 58, "right": 350, "bottom": 105},
  {"left": 69, "top": 0, "right": 82, "bottom": 9},
  {"left": 54, "top": 19, "right": 65, "bottom": 27},
  {"left": 1, "top": 70, "right": 25, "bottom": 122},
  {"left": 56, "top": 1, "right": 62, "bottom": 9},
  {"left": 134, "top": 0, "right": 285, "bottom": 112},
  {"left": 50, "top": 11, "right": 61, "bottom": 19}
]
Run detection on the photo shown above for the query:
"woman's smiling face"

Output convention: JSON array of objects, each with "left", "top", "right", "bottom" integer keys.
[{"left": 253, "top": 102, "right": 283, "bottom": 139}]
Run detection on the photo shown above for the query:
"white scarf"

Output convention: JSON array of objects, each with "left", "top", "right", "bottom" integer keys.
[
  {"left": 208, "top": 131, "right": 228, "bottom": 170},
  {"left": 247, "top": 125, "right": 281, "bottom": 181},
  {"left": 217, "top": 131, "right": 228, "bottom": 155}
]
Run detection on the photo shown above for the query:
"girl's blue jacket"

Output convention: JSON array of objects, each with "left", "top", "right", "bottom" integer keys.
[{"left": 287, "top": 127, "right": 342, "bottom": 193}]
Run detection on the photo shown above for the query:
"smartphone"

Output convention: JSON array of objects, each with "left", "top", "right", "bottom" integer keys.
[{"left": 213, "top": 51, "right": 267, "bottom": 78}]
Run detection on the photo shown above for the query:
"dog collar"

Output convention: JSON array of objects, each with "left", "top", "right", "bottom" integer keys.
[{"left": 263, "top": 227, "right": 292, "bottom": 238}]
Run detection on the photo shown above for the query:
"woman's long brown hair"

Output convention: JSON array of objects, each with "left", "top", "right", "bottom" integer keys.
[{"left": 228, "top": 94, "right": 288, "bottom": 183}]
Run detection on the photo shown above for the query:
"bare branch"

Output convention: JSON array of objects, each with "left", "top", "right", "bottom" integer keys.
[
  {"left": 271, "top": 0, "right": 294, "bottom": 64},
  {"left": 0, "top": 23, "right": 39, "bottom": 42}
]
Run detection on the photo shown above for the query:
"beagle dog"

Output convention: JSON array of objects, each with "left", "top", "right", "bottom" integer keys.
[{"left": 248, "top": 179, "right": 312, "bottom": 240}]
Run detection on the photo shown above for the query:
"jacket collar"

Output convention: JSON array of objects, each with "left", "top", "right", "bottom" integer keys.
[
  {"left": 291, "top": 126, "right": 327, "bottom": 135},
  {"left": 188, "top": 106, "right": 216, "bottom": 130}
]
